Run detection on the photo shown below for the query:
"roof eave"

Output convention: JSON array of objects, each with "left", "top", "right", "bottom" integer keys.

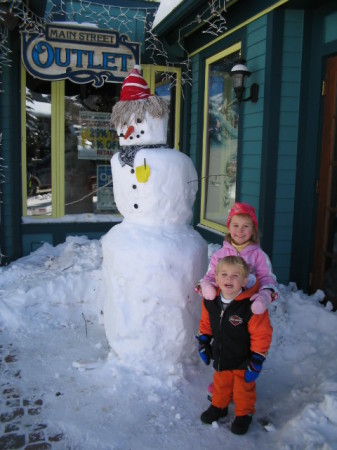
[{"left": 152, "top": 0, "right": 205, "bottom": 37}]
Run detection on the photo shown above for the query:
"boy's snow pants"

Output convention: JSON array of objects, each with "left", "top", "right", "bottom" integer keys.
[{"left": 212, "top": 369, "right": 256, "bottom": 416}]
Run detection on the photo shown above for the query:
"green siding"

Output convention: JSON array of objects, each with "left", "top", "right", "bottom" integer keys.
[
  {"left": 240, "top": 15, "right": 268, "bottom": 214},
  {"left": 22, "top": 234, "right": 54, "bottom": 256},
  {"left": 241, "top": 11, "right": 304, "bottom": 284},
  {"left": 324, "top": 11, "right": 337, "bottom": 43},
  {"left": 272, "top": 10, "right": 304, "bottom": 283},
  {"left": 189, "top": 54, "right": 201, "bottom": 165},
  {"left": 0, "top": 32, "right": 22, "bottom": 264}
]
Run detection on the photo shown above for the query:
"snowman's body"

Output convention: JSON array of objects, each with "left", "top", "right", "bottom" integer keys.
[
  {"left": 102, "top": 70, "right": 207, "bottom": 375},
  {"left": 111, "top": 147, "right": 197, "bottom": 225}
]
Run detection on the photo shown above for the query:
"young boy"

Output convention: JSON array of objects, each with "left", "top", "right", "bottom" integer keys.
[{"left": 196, "top": 256, "right": 273, "bottom": 435}]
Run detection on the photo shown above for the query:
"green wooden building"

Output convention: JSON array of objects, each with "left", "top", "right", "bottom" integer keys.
[
  {"left": 153, "top": 0, "right": 337, "bottom": 306},
  {"left": 1, "top": 0, "right": 337, "bottom": 306}
]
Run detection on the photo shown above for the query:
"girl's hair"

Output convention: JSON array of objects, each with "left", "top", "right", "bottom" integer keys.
[
  {"left": 216, "top": 256, "right": 250, "bottom": 278},
  {"left": 225, "top": 214, "right": 260, "bottom": 244}
]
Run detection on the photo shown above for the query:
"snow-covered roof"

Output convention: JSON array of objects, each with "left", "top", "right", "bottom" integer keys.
[{"left": 152, "top": 0, "right": 184, "bottom": 28}]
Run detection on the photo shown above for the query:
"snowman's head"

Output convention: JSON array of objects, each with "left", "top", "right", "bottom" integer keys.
[
  {"left": 116, "top": 110, "right": 168, "bottom": 146},
  {"left": 111, "top": 66, "right": 169, "bottom": 147}
]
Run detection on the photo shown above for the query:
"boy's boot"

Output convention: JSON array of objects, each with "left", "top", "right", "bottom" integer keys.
[
  {"left": 231, "top": 414, "right": 252, "bottom": 435},
  {"left": 200, "top": 404, "right": 228, "bottom": 424}
]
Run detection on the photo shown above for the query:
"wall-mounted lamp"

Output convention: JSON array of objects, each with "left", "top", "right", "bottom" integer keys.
[{"left": 229, "top": 58, "right": 259, "bottom": 104}]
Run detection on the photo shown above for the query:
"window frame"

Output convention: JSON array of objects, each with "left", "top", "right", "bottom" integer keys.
[{"left": 199, "top": 42, "right": 241, "bottom": 233}]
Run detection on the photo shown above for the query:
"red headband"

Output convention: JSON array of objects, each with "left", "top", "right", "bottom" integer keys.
[{"left": 226, "top": 202, "right": 258, "bottom": 229}]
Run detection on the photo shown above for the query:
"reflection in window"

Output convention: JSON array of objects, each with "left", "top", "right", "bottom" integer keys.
[
  {"left": 64, "top": 82, "right": 121, "bottom": 215},
  {"left": 203, "top": 51, "right": 239, "bottom": 228},
  {"left": 26, "top": 79, "right": 52, "bottom": 216}
]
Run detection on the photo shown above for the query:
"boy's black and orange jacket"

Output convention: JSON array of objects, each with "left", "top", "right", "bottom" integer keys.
[{"left": 199, "top": 280, "right": 273, "bottom": 372}]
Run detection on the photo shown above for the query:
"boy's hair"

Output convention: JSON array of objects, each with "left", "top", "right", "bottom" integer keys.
[{"left": 216, "top": 256, "right": 250, "bottom": 278}]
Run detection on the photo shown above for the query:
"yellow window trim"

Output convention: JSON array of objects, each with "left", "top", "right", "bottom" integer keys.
[
  {"left": 200, "top": 42, "right": 241, "bottom": 234},
  {"left": 52, "top": 81, "right": 65, "bottom": 217}
]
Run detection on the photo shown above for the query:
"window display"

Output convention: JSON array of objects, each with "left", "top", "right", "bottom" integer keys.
[
  {"left": 64, "top": 81, "right": 120, "bottom": 215},
  {"left": 26, "top": 79, "right": 52, "bottom": 216},
  {"left": 24, "top": 72, "right": 121, "bottom": 217}
]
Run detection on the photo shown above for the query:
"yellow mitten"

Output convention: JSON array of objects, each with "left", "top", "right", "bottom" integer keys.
[{"left": 136, "top": 164, "right": 151, "bottom": 183}]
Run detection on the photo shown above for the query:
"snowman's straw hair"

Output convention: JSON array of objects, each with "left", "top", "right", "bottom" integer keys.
[{"left": 110, "top": 96, "right": 169, "bottom": 128}]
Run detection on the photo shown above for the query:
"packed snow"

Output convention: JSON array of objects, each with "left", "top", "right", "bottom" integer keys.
[{"left": 1, "top": 235, "right": 337, "bottom": 449}]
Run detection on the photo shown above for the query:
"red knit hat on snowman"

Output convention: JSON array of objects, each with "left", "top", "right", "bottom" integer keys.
[
  {"left": 120, "top": 65, "right": 151, "bottom": 101},
  {"left": 226, "top": 202, "right": 258, "bottom": 230},
  {"left": 110, "top": 65, "right": 169, "bottom": 128}
]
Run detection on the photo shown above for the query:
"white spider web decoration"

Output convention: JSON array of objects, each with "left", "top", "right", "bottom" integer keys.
[
  {"left": 0, "top": 0, "right": 228, "bottom": 92},
  {"left": 146, "top": 0, "right": 228, "bottom": 91}
]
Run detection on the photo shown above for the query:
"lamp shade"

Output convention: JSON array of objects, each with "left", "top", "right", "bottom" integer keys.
[
  {"left": 229, "top": 59, "right": 251, "bottom": 87},
  {"left": 229, "top": 58, "right": 252, "bottom": 103}
]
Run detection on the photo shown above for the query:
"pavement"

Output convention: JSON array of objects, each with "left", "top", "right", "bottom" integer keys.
[{"left": 0, "top": 341, "right": 65, "bottom": 450}]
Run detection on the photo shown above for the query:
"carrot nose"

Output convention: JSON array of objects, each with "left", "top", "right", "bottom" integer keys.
[{"left": 124, "top": 125, "right": 134, "bottom": 140}]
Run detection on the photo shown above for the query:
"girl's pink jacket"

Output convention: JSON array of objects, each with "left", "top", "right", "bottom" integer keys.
[{"left": 203, "top": 241, "right": 277, "bottom": 291}]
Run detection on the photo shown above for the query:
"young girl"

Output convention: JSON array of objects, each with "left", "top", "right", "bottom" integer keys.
[{"left": 199, "top": 202, "right": 278, "bottom": 314}]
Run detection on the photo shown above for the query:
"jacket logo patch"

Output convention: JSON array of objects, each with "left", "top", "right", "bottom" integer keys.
[{"left": 229, "top": 315, "right": 243, "bottom": 326}]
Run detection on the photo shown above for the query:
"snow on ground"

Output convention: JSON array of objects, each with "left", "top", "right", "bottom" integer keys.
[{"left": 1, "top": 235, "right": 337, "bottom": 449}]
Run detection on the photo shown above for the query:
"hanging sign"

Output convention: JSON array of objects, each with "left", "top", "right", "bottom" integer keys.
[{"left": 21, "top": 24, "right": 141, "bottom": 87}]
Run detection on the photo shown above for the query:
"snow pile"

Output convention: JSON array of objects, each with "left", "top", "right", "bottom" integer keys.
[{"left": 1, "top": 237, "right": 337, "bottom": 449}]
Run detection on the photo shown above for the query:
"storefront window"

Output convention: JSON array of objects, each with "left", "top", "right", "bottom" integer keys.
[
  {"left": 23, "top": 66, "right": 181, "bottom": 219},
  {"left": 23, "top": 71, "right": 121, "bottom": 217},
  {"left": 25, "top": 78, "right": 52, "bottom": 216},
  {"left": 201, "top": 46, "right": 240, "bottom": 232},
  {"left": 64, "top": 81, "right": 120, "bottom": 215}
]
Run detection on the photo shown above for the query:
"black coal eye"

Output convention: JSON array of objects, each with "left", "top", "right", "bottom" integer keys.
[
  {"left": 136, "top": 118, "right": 142, "bottom": 123},
  {"left": 140, "top": 131, "right": 144, "bottom": 134}
]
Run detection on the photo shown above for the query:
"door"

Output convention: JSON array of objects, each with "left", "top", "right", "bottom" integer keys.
[{"left": 311, "top": 56, "right": 337, "bottom": 310}]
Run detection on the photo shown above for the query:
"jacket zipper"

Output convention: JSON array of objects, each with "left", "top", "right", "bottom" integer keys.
[{"left": 218, "top": 308, "right": 224, "bottom": 371}]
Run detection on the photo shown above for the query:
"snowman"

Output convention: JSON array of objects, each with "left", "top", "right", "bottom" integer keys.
[{"left": 102, "top": 66, "right": 208, "bottom": 376}]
